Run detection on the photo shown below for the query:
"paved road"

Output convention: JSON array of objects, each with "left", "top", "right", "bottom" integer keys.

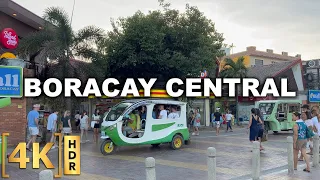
[{"left": 2, "top": 128, "right": 317, "bottom": 180}]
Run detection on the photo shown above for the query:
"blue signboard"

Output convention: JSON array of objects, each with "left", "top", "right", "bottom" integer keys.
[
  {"left": 0, "top": 66, "right": 23, "bottom": 97},
  {"left": 309, "top": 90, "right": 320, "bottom": 103}
]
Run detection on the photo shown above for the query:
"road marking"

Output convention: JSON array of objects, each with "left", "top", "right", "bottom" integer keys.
[
  {"left": 6, "top": 161, "right": 119, "bottom": 180},
  {"left": 181, "top": 148, "right": 287, "bottom": 163},
  {"left": 191, "top": 140, "right": 287, "bottom": 152},
  {"left": 219, "top": 136, "right": 287, "bottom": 143},
  {"left": 81, "top": 151, "right": 251, "bottom": 177},
  {"left": 191, "top": 133, "right": 246, "bottom": 138}
]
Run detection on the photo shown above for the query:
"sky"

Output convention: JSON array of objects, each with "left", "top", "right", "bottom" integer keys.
[{"left": 13, "top": 0, "right": 320, "bottom": 60}]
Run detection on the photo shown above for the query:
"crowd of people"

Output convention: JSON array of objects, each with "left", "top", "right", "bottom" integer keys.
[
  {"left": 188, "top": 107, "right": 235, "bottom": 136},
  {"left": 26, "top": 105, "right": 112, "bottom": 151}
]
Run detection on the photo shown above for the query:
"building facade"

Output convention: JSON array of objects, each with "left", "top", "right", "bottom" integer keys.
[
  {"left": 220, "top": 46, "right": 300, "bottom": 68},
  {"left": 0, "top": 0, "right": 45, "bottom": 145}
]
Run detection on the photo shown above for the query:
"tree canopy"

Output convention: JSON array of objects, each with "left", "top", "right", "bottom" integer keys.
[
  {"left": 102, "top": 0, "right": 225, "bottom": 81},
  {"left": 219, "top": 57, "right": 248, "bottom": 78},
  {"left": 17, "top": 7, "right": 105, "bottom": 111}
]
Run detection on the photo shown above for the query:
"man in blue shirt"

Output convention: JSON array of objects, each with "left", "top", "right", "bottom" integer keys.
[
  {"left": 47, "top": 110, "right": 59, "bottom": 149},
  {"left": 26, "top": 104, "right": 40, "bottom": 151}
]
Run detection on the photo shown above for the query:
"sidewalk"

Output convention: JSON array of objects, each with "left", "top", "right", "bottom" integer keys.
[{"left": 261, "top": 166, "right": 320, "bottom": 180}]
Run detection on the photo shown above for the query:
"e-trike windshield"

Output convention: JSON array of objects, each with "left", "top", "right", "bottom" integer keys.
[
  {"left": 258, "top": 103, "right": 275, "bottom": 115},
  {"left": 105, "top": 102, "right": 133, "bottom": 121}
]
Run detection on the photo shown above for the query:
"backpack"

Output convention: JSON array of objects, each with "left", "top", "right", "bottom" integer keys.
[{"left": 306, "top": 125, "right": 315, "bottom": 139}]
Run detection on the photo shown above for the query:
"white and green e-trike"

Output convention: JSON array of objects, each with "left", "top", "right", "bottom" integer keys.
[{"left": 100, "top": 99, "right": 190, "bottom": 155}]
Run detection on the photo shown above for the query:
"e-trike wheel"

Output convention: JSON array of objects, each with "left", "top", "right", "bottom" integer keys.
[
  {"left": 151, "top": 143, "right": 160, "bottom": 148},
  {"left": 100, "top": 139, "right": 116, "bottom": 155},
  {"left": 171, "top": 134, "right": 184, "bottom": 150},
  {"left": 185, "top": 139, "right": 191, "bottom": 145}
]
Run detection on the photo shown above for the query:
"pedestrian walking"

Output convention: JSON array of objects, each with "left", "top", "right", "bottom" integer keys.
[
  {"left": 80, "top": 111, "right": 89, "bottom": 143},
  {"left": 47, "top": 110, "right": 59, "bottom": 149},
  {"left": 92, "top": 109, "right": 101, "bottom": 143},
  {"left": 304, "top": 111, "right": 314, "bottom": 155},
  {"left": 255, "top": 108, "right": 265, "bottom": 150},
  {"left": 188, "top": 110, "right": 194, "bottom": 131},
  {"left": 61, "top": 110, "right": 72, "bottom": 141},
  {"left": 26, "top": 104, "right": 41, "bottom": 152},
  {"left": 213, "top": 108, "right": 222, "bottom": 136},
  {"left": 192, "top": 109, "right": 200, "bottom": 136},
  {"left": 75, "top": 111, "right": 81, "bottom": 132},
  {"left": 225, "top": 110, "right": 233, "bottom": 132},
  {"left": 247, "top": 108, "right": 262, "bottom": 147},
  {"left": 292, "top": 112, "right": 310, "bottom": 172}
]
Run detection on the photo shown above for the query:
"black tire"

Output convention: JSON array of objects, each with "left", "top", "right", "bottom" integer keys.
[
  {"left": 170, "top": 134, "right": 184, "bottom": 150},
  {"left": 185, "top": 139, "right": 191, "bottom": 145},
  {"left": 100, "top": 139, "right": 116, "bottom": 155},
  {"left": 151, "top": 144, "right": 160, "bottom": 148},
  {"left": 273, "top": 131, "right": 278, "bottom": 134}
]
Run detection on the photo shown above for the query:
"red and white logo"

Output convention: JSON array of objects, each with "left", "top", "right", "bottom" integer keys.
[{"left": 0, "top": 28, "right": 18, "bottom": 49}]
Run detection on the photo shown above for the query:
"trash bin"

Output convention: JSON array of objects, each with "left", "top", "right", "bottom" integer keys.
[{"left": 0, "top": 135, "right": 7, "bottom": 164}]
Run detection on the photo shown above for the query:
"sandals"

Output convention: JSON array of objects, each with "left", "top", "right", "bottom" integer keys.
[
  {"left": 303, "top": 168, "right": 310, "bottom": 172},
  {"left": 298, "top": 159, "right": 304, "bottom": 161}
]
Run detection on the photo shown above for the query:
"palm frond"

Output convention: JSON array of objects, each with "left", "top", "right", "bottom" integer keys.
[
  {"left": 223, "top": 58, "right": 237, "bottom": 69},
  {"left": 74, "top": 26, "right": 104, "bottom": 43},
  {"left": 17, "top": 30, "right": 54, "bottom": 57},
  {"left": 43, "top": 7, "right": 70, "bottom": 27}
]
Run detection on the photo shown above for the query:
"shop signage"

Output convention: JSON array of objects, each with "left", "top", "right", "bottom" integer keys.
[
  {"left": 309, "top": 90, "right": 320, "bottom": 102},
  {"left": 0, "top": 66, "right": 23, "bottom": 97},
  {"left": 307, "top": 59, "right": 320, "bottom": 68},
  {"left": 0, "top": 28, "right": 19, "bottom": 49},
  {"left": 0, "top": 52, "right": 16, "bottom": 59}
]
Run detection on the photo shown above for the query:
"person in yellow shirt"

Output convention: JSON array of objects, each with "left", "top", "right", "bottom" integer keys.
[{"left": 123, "top": 113, "right": 137, "bottom": 137}]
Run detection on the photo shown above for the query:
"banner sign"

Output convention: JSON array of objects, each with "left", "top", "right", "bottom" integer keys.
[
  {"left": 0, "top": 28, "right": 19, "bottom": 49},
  {"left": 0, "top": 66, "right": 23, "bottom": 97},
  {"left": 309, "top": 90, "right": 320, "bottom": 102}
]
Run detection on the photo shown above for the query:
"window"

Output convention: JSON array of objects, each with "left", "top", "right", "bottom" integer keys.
[
  {"left": 255, "top": 59, "right": 264, "bottom": 66},
  {"left": 153, "top": 104, "right": 181, "bottom": 119}
]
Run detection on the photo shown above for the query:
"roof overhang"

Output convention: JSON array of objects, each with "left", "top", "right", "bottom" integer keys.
[{"left": 0, "top": 0, "right": 45, "bottom": 30}]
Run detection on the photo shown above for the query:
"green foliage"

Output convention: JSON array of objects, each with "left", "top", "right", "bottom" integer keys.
[
  {"left": 102, "top": 1, "right": 225, "bottom": 80},
  {"left": 219, "top": 57, "right": 248, "bottom": 78},
  {"left": 17, "top": 7, "right": 105, "bottom": 111}
]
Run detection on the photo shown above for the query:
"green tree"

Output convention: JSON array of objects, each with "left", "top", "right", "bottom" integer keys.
[
  {"left": 219, "top": 57, "right": 248, "bottom": 78},
  {"left": 17, "top": 7, "right": 105, "bottom": 111},
  {"left": 102, "top": 0, "right": 225, "bottom": 81},
  {"left": 219, "top": 56, "right": 248, "bottom": 125}
]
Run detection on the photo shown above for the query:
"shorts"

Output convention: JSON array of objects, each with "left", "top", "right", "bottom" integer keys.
[
  {"left": 94, "top": 123, "right": 100, "bottom": 128},
  {"left": 295, "top": 139, "right": 307, "bottom": 150},
  {"left": 193, "top": 120, "right": 200, "bottom": 127},
  {"left": 215, "top": 121, "right": 220, "bottom": 128},
  {"left": 62, "top": 127, "right": 71, "bottom": 134},
  {"left": 29, "top": 127, "right": 39, "bottom": 136},
  {"left": 80, "top": 123, "right": 88, "bottom": 130}
]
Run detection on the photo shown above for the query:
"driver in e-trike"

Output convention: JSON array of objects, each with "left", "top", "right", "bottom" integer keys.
[{"left": 122, "top": 110, "right": 138, "bottom": 138}]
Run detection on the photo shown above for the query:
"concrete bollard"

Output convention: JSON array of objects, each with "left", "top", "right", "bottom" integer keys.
[
  {"left": 207, "top": 147, "right": 216, "bottom": 180},
  {"left": 252, "top": 141, "right": 260, "bottom": 180},
  {"left": 287, "top": 136, "right": 294, "bottom": 175},
  {"left": 145, "top": 157, "right": 156, "bottom": 180},
  {"left": 313, "top": 135, "right": 319, "bottom": 167},
  {"left": 39, "top": 170, "right": 53, "bottom": 180}
]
